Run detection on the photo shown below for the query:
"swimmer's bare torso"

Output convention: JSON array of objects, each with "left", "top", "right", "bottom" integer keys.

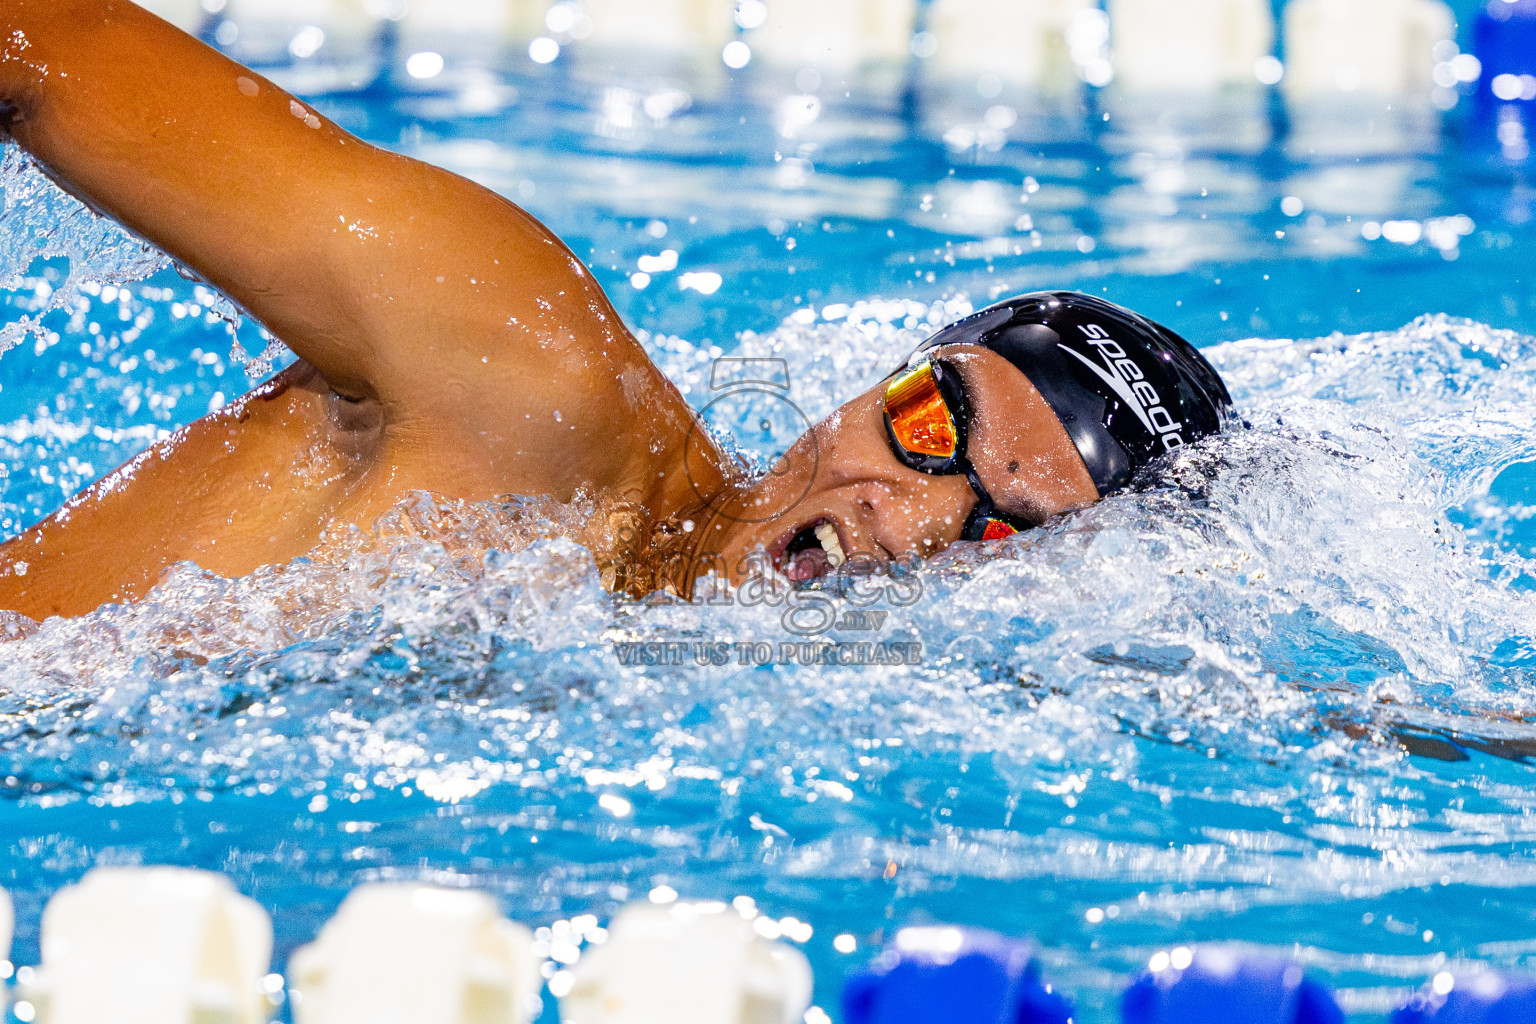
[{"left": 0, "top": 0, "right": 731, "bottom": 619}]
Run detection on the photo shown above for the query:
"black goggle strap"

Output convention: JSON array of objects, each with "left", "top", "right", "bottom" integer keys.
[
  {"left": 933, "top": 358, "right": 966, "bottom": 407},
  {"left": 957, "top": 459, "right": 1032, "bottom": 542},
  {"left": 887, "top": 359, "right": 1033, "bottom": 543}
]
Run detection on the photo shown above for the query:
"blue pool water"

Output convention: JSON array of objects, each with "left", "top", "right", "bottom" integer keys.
[{"left": 4, "top": 11, "right": 1536, "bottom": 1021}]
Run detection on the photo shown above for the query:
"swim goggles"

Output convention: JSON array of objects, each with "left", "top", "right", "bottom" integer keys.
[{"left": 881, "top": 359, "right": 1036, "bottom": 542}]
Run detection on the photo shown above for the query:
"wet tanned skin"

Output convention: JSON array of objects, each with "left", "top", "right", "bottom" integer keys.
[
  {"left": 700, "top": 347, "right": 1100, "bottom": 577},
  {"left": 0, "top": 0, "right": 726, "bottom": 618},
  {"left": 0, "top": 0, "right": 1099, "bottom": 621}
]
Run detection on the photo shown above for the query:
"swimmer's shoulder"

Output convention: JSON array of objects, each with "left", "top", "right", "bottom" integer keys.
[{"left": 0, "top": 0, "right": 672, "bottom": 470}]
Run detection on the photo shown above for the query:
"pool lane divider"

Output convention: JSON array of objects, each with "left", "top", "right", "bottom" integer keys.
[
  {"left": 135, "top": 0, "right": 1475, "bottom": 105},
  {"left": 126, "top": 0, "right": 1536, "bottom": 163},
  {"left": 3, "top": 868, "right": 1536, "bottom": 1023}
]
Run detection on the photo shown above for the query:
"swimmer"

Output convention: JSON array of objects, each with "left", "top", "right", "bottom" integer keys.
[{"left": 0, "top": 0, "right": 1231, "bottom": 621}]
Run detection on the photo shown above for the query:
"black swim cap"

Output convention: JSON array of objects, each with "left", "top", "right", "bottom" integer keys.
[{"left": 909, "top": 291, "right": 1232, "bottom": 495}]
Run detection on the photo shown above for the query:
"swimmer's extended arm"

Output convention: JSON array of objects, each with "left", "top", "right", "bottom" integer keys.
[{"left": 0, "top": 0, "right": 674, "bottom": 485}]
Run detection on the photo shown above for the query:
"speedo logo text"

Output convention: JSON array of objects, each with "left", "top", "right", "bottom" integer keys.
[{"left": 1060, "top": 324, "right": 1186, "bottom": 451}]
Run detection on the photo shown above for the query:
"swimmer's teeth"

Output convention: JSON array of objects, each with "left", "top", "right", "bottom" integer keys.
[{"left": 815, "top": 523, "right": 846, "bottom": 568}]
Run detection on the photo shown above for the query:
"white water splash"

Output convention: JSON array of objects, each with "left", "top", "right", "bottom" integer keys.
[
  {"left": 0, "top": 148, "right": 171, "bottom": 356},
  {"left": 3, "top": 305, "right": 1535, "bottom": 776}
]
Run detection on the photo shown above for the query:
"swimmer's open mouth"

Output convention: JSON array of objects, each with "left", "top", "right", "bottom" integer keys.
[{"left": 774, "top": 517, "right": 847, "bottom": 583}]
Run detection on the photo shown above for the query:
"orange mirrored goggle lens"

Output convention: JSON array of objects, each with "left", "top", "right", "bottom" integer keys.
[{"left": 884, "top": 362, "right": 959, "bottom": 462}]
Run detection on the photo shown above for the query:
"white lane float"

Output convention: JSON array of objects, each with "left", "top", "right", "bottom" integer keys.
[
  {"left": 576, "top": 0, "right": 736, "bottom": 65},
  {"left": 745, "top": 0, "right": 918, "bottom": 78},
  {"left": 288, "top": 883, "right": 539, "bottom": 1024},
  {"left": 23, "top": 866, "right": 272, "bottom": 1024},
  {"left": 397, "top": 0, "right": 548, "bottom": 65},
  {"left": 1109, "top": 0, "right": 1276, "bottom": 92},
  {"left": 560, "top": 900, "right": 813, "bottom": 1024},
  {"left": 1282, "top": 0, "right": 1455, "bottom": 98},
  {"left": 923, "top": 0, "right": 1098, "bottom": 94}
]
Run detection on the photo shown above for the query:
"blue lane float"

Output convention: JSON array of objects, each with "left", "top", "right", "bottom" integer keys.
[
  {"left": 1120, "top": 946, "right": 1344, "bottom": 1024},
  {"left": 1394, "top": 971, "right": 1536, "bottom": 1023},
  {"left": 1471, "top": 0, "right": 1536, "bottom": 160},
  {"left": 1474, "top": 0, "right": 1536, "bottom": 105},
  {"left": 842, "top": 926, "right": 1073, "bottom": 1024}
]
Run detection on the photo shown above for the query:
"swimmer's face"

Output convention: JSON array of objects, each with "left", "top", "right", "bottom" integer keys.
[{"left": 699, "top": 346, "right": 1101, "bottom": 585}]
